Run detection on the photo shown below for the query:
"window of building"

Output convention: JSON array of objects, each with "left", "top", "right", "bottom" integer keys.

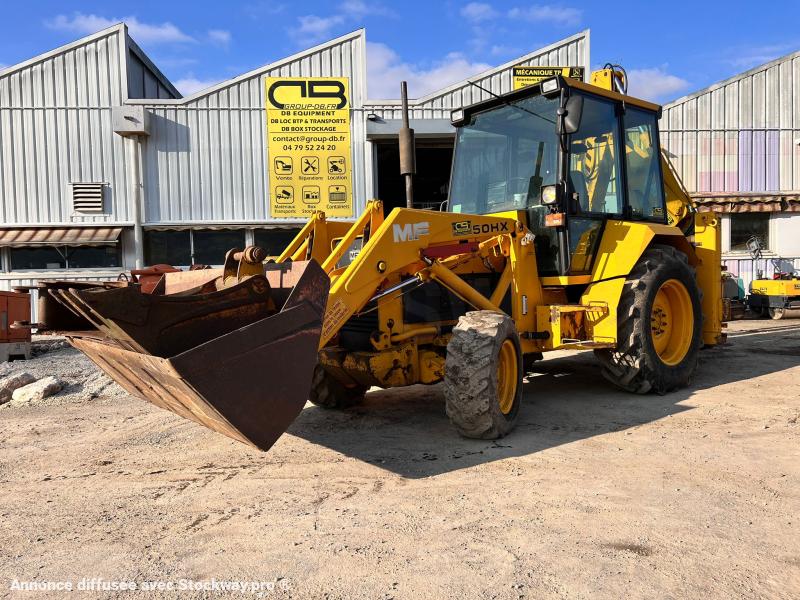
[
  {"left": 253, "top": 228, "right": 301, "bottom": 256},
  {"left": 142, "top": 228, "right": 303, "bottom": 268},
  {"left": 622, "top": 108, "right": 665, "bottom": 221},
  {"left": 144, "top": 230, "right": 191, "bottom": 266},
  {"left": 10, "top": 247, "right": 66, "bottom": 270},
  {"left": 730, "top": 213, "right": 770, "bottom": 252},
  {"left": 9, "top": 245, "right": 120, "bottom": 270},
  {"left": 145, "top": 229, "right": 248, "bottom": 267},
  {"left": 193, "top": 230, "right": 246, "bottom": 265}
]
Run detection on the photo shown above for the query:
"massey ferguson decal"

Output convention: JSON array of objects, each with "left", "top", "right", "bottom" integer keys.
[{"left": 392, "top": 222, "right": 430, "bottom": 242}]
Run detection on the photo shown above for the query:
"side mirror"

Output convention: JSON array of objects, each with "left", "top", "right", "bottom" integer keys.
[{"left": 557, "top": 94, "right": 584, "bottom": 135}]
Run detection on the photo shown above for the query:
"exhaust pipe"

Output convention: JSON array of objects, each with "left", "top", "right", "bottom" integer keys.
[{"left": 399, "top": 80, "right": 416, "bottom": 209}]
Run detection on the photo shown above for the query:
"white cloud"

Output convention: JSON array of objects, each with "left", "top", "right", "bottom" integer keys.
[
  {"left": 289, "top": 14, "right": 346, "bottom": 45},
  {"left": 45, "top": 13, "right": 194, "bottom": 45},
  {"left": 461, "top": 2, "right": 499, "bottom": 22},
  {"left": 507, "top": 5, "right": 582, "bottom": 26},
  {"left": 340, "top": 0, "right": 395, "bottom": 18},
  {"left": 289, "top": 1, "right": 394, "bottom": 45},
  {"left": 208, "top": 29, "right": 231, "bottom": 46},
  {"left": 368, "top": 41, "right": 491, "bottom": 99},
  {"left": 174, "top": 75, "right": 226, "bottom": 96},
  {"left": 244, "top": 1, "right": 287, "bottom": 19},
  {"left": 626, "top": 67, "right": 690, "bottom": 102},
  {"left": 723, "top": 42, "right": 798, "bottom": 71},
  {"left": 490, "top": 44, "right": 520, "bottom": 57}
]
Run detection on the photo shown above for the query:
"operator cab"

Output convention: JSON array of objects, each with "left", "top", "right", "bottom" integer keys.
[{"left": 448, "top": 75, "right": 667, "bottom": 277}]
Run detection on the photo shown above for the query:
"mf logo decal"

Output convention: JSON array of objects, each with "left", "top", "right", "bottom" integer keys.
[{"left": 393, "top": 222, "right": 430, "bottom": 242}]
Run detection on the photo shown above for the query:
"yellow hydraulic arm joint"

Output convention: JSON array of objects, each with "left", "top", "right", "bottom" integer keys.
[{"left": 322, "top": 200, "right": 384, "bottom": 273}]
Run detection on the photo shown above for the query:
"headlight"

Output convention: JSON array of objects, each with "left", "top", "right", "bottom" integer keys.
[
  {"left": 450, "top": 108, "right": 465, "bottom": 125},
  {"left": 541, "top": 185, "right": 558, "bottom": 205}
]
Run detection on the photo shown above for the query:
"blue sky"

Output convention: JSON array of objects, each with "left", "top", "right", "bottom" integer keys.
[{"left": 1, "top": 1, "right": 799, "bottom": 103}]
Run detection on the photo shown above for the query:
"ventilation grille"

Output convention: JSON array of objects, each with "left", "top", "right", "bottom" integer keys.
[{"left": 71, "top": 182, "right": 105, "bottom": 214}]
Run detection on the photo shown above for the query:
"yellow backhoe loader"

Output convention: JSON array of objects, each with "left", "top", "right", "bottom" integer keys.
[{"left": 30, "top": 68, "right": 724, "bottom": 451}]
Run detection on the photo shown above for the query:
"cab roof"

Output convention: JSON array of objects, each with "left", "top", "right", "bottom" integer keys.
[{"left": 457, "top": 75, "right": 662, "bottom": 124}]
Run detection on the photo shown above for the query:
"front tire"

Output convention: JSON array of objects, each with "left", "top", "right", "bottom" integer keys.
[
  {"left": 595, "top": 244, "right": 702, "bottom": 395},
  {"left": 444, "top": 311, "right": 523, "bottom": 439},
  {"left": 308, "top": 365, "right": 367, "bottom": 409}
]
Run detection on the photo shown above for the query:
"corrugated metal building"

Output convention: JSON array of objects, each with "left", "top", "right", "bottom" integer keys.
[
  {"left": 0, "top": 25, "right": 589, "bottom": 300},
  {"left": 661, "top": 50, "right": 800, "bottom": 289}
]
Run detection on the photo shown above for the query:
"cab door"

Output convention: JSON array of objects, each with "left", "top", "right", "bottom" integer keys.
[{"left": 565, "top": 95, "right": 624, "bottom": 274}]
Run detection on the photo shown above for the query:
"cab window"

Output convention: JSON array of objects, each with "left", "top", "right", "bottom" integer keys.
[
  {"left": 568, "top": 96, "right": 622, "bottom": 216},
  {"left": 449, "top": 94, "right": 559, "bottom": 215},
  {"left": 623, "top": 108, "right": 665, "bottom": 221}
]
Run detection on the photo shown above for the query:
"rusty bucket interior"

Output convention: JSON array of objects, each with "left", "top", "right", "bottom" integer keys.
[{"left": 34, "top": 257, "right": 329, "bottom": 451}]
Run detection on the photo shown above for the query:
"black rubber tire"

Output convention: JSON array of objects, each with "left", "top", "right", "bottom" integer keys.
[
  {"left": 308, "top": 365, "right": 367, "bottom": 409},
  {"left": 594, "top": 244, "right": 702, "bottom": 395},
  {"left": 444, "top": 311, "right": 523, "bottom": 439}
]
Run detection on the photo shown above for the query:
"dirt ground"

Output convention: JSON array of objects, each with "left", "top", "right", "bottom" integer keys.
[{"left": 0, "top": 319, "right": 798, "bottom": 599}]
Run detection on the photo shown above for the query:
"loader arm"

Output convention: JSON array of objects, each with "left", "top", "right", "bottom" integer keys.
[{"left": 280, "top": 201, "right": 545, "bottom": 350}]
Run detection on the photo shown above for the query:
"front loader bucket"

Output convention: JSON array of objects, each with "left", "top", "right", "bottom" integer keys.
[{"left": 44, "top": 260, "right": 329, "bottom": 451}]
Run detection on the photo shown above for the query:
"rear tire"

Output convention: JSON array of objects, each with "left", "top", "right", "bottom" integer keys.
[
  {"left": 444, "top": 311, "right": 522, "bottom": 439},
  {"left": 308, "top": 365, "right": 367, "bottom": 409},
  {"left": 595, "top": 244, "right": 702, "bottom": 395}
]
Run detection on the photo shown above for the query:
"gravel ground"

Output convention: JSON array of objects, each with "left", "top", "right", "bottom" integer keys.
[
  {"left": 0, "top": 320, "right": 798, "bottom": 599},
  {"left": 0, "top": 337, "right": 126, "bottom": 409}
]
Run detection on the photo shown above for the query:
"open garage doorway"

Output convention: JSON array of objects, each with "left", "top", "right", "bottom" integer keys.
[{"left": 374, "top": 139, "right": 454, "bottom": 214}]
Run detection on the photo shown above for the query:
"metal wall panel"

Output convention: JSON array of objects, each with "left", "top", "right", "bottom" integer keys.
[
  {"left": 0, "top": 27, "right": 132, "bottom": 225},
  {"left": 661, "top": 49, "right": 800, "bottom": 193},
  {"left": 127, "top": 51, "right": 180, "bottom": 101},
  {"left": 136, "top": 31, "right": 367, "bottom": 225},
  {"left": 363, "top": 32, "right": 589, "bottom": 122}
]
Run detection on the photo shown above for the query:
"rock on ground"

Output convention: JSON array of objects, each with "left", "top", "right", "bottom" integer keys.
[
  {"left": 10, "top": 376, "right": 63, "bottom": 406},
  {"left": 0, "top": 371, "right": 35, "bottom": 404},
  {"left": 0, "top": 336, "right": 127, "bottom": 409}
]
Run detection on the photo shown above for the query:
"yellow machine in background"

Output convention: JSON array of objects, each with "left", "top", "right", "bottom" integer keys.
[
  {"left": 35, "top": 67, "right": 725, "bottom": 451},
  {"left": 745, "top": 237, "right": 800, "bottom": 319},
  {"left": 749, "top": 279, "right": 800, "bottom": 319}
]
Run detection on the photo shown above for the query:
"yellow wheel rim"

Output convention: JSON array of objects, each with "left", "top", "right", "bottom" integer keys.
[
  {"left": 497, "top": 339, "right": 518, "bottom": 415},
  {"left": 650, "top": 279, "right": 693, "bottom": 366}
]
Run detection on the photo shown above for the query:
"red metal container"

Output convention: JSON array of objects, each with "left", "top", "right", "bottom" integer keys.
[
  {"left": 0, "top": 291, "right": 31, "bottom": 343},
  {"left": 0, "top": 290, "right": 31, "bottom": 361}
]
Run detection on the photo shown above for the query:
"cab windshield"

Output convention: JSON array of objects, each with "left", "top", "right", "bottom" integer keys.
[{"left": 449, "top": 94, "right": 560, "bottom": 215}]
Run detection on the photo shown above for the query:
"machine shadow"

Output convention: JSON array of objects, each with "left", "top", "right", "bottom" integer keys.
[{"left": 287, "top": 325, "right": 800, "bottom": 479}]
